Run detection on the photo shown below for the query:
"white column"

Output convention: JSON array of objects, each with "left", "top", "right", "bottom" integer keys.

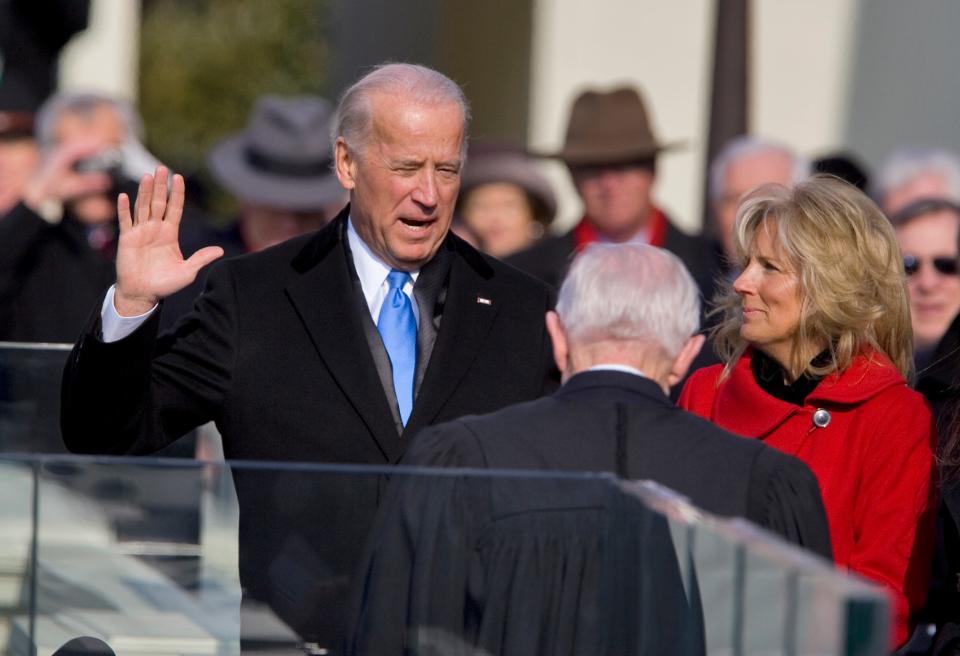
[
  {"left": 750, "top": 0, "right": 857, "bottom": 156},
  {"left": 58, "top": 0, "right": 142, "bottom": 102}
]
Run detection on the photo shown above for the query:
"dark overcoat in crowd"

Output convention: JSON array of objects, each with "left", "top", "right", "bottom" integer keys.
[{"left": 915, "top": 313, "right": 960, "bottom": 640}]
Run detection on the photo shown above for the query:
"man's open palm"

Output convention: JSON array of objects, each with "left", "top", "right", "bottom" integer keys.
[{"left": 114, "top": 167, "right": 223, "bottom": 316}]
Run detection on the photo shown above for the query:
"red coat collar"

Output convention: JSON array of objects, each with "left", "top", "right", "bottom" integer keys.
[
  {"left": 572, "top": 206, "right": 668, "bottom": 251},
  {"left": 715, "top": 350, "right": 908, "bottom": 437}
]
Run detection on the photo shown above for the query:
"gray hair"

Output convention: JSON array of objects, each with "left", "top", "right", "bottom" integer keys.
[
  {"left": 332, "top": 62, "right": 470, "bottom": 161},
  {"left": 709, "top": 135, "right": 809, "bottom": 203},
  {"left": 874, "top": 147, "right": 960, "bottom": 205},
  {"left": 556, "top": 243, "right": 701, "bottom": 359},
  {"left": 35, "top": 92, "right": 145, "bottom": 150}
]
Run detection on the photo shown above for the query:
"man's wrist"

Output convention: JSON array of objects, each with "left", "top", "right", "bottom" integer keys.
[{"left": 114, "top": 290, "right": 159, "bottom": 317}]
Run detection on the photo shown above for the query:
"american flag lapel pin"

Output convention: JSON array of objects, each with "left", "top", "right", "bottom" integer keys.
[{"left": 476, "top": 296, "right": 492, "bottom": 306}]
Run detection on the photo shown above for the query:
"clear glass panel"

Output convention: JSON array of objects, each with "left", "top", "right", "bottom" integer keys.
[
  {"left": 0, "top": 454, "right": 891, "bottom": 656},
  {"left": 0, "top": 343, "right": 71, "bottom": 454},
  {"left": 0, "top": 345, "right": 890, "bottom": 655},
  {"left": 621, "top": 480, "right": 890, "bottom": 656}
]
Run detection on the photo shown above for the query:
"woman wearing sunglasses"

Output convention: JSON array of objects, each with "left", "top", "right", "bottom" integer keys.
[{"left": 679, "top": 176, "right": 937, "bottom": 649}]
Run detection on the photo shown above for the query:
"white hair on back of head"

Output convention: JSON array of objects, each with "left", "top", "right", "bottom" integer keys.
[
  {"left": 331, "top": 62, "right": 471, "bottom": 162},
  {"left": 709, "top": 135, "right": 809, "bottom": 202},
  {"left": 874, "top": 147, "right": 960, "bottom": 203},
  {"left": 556, "top": 243, "right": 701, "bottom": 359}
]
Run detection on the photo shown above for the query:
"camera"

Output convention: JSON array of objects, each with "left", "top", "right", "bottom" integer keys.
[{"left": 74, "top": 148, "right": 126, "bottom": 190}]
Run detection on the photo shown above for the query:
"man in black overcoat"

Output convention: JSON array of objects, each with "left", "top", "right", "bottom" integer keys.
[{"left": 60, "top": 63, "right": 556, "bottom": 651}]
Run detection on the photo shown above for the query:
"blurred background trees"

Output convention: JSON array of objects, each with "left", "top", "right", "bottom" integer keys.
[{"left": 139, "top": 0, "right": 331, "bottom": 216}]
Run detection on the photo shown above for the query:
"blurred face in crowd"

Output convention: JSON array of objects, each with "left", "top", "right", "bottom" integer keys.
[
  {"left": 883, "top": 172, "right": 952, "bottom": 216},
  {"left": 896, "top": 209, "right": 960, "bottom": 350},
  {"left": 459, "top": 182, "right": 538, "bottom": 258},
  {"left": 0, "top": 136, "right": 40, "bottom": 216},
  {"left": 571, "top": 161, "right": 654, "bottom": 242},
  {"left": 239, "top": 200, "right": 343, "bottom": 252},
  {"left": 54, "top": 103, "right": 127, "bottom": 225},
  {"left": 336, "top": 93, "right": 463, "bottom": 271},
  {"left": 715, "top": 150, "right": 795, "bottom": 260},
  {"left": 733, "top": 218, "right": 806, "bottom": 373}
]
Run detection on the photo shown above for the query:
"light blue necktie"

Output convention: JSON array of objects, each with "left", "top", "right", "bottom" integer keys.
[{"left": 377, "top": 270, "right": 417, "bottom": 426}]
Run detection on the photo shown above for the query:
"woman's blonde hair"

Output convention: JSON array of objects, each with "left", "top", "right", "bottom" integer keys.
[{"left": 713, "top": 175, "right": 914, "bottom": 381}]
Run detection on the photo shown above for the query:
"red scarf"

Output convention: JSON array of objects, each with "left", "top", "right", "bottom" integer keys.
[{"left": 572, "top": 206, "right": 668, "bottom": 252}]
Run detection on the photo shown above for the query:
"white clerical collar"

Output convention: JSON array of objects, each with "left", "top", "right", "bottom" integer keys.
[
  {"left": 596, "top": 226, "right": 651, "bottom": 244},
  {"left": 585, "top": 364, "right": 649, "bottom": 379},
  {"left": 347, "top": 217, "right": 420, "bottom": 317}
]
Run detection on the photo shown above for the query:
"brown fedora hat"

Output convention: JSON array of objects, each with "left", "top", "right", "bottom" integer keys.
[{"left": 537, "top": 86, "right": 682, "bottom": 166}]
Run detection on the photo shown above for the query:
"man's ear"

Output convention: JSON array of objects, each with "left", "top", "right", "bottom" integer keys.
[
  {"left": 334, "top": 137, "right": 357, "bottom": 190},
  {"left": 545, "top": 311, "right": 568, "bottom": 377},
  {"left": 667, "top": 334, "right": 706, "bottom": 389}
]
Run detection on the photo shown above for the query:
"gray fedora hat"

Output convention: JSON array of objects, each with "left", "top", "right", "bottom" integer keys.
[{"left": 207, "top": 95, "right": 346, "bottom": 211}]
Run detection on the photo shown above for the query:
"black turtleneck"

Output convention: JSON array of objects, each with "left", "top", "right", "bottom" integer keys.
[{"left": 751, "top": 349, "right": 830, "bottom": 406}]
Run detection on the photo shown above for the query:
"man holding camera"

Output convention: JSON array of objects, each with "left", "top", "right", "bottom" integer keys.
[{"left": 0, "top": 92, "right": 209, "bottom": 342}]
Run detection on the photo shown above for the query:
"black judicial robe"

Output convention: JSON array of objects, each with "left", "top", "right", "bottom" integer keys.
[{"left": 348, "top": 469, "right": 703, "bottom": 656}]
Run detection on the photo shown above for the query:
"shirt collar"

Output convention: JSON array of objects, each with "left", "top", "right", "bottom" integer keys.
[
  {"left": 586, "top": 363, "right": 648, "bottom": 378},
  {"left": 347, "top": 216, "right": 419, "bottom": 300}
]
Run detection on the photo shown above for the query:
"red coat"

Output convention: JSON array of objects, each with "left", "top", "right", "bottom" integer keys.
[{"left": 679, "top": 352, "right": 937, "bottom": 647}]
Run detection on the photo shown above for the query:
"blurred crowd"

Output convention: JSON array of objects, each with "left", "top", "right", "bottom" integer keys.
[{"left": 2, "top": 7, "right": 960, "bottom": 656}]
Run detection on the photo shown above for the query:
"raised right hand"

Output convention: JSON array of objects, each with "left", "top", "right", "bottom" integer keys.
[{"left": 114, "top": 166, "right": 223, "bottom": 316}]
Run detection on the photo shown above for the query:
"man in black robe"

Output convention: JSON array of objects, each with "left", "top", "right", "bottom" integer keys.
[{"left": 348, "top": 243, "right": 832, "bottom": 654}]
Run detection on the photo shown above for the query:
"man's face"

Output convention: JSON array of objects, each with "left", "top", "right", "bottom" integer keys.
[
  {"left": 715, "top": 150, "right": 795, "bottom": 259},
  {"left": 54, "top": 104, "right": 127, "bottom": 225},
  {"left": 896, "top": 210, "right": 960, "bottom": 350},
  {"left": 570, "top": 162, "right": 654, "bottom": 242},
  {"left": 335, "top": 94, "right": 463, "bottom": 271}
]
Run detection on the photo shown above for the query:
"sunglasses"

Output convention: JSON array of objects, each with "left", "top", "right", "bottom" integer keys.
[{"left": 903, "top": 254, "right": 959, "bottom": 276}]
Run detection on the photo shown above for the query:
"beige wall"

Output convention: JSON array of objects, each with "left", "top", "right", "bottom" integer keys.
[
  {"left": 751, "top": 1, "right": 857, "bottom": 156},
  {"left": 58, "top": 0, "right": 141, "bottom": 101}
]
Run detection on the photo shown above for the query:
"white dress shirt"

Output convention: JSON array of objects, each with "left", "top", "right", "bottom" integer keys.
[
  {"left": 100, "top": 216, "right": 419, "bottom": 343},
  {"left": 346, "top": 218, "right": 420, "bottom": 324}
]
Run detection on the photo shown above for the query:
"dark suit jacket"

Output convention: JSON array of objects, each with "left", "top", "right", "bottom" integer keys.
[
  {"left": 506, "top": 215, "right": 721, "bottom": 302},
  {"left": 60, "top": 208, "right": 557, "bottom": 645},
  {"left": 401, "top": 370, "right": 833, "bottom": 557}
]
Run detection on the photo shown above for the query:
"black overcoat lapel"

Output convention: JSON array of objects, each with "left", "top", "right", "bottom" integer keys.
[
  {"left": 284, "top": 217, "right": 404, "bottom": 462},
  {"left": 405, "top": 241, "right": 500, "bottom": 436}
]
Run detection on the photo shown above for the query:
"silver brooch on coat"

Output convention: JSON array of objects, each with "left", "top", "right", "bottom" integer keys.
[{"left": 812, "top": 408, "right": 831, "bottom": 429}]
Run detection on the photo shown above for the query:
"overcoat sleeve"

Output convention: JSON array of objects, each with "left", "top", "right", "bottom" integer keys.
[{"left": 60, "top": 259, "right": 238, "bottom": 455}]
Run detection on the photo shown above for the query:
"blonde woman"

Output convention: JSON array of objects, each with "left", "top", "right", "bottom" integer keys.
[{"left": 679, "top": 176, "right": 937, "bottom": 647}]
